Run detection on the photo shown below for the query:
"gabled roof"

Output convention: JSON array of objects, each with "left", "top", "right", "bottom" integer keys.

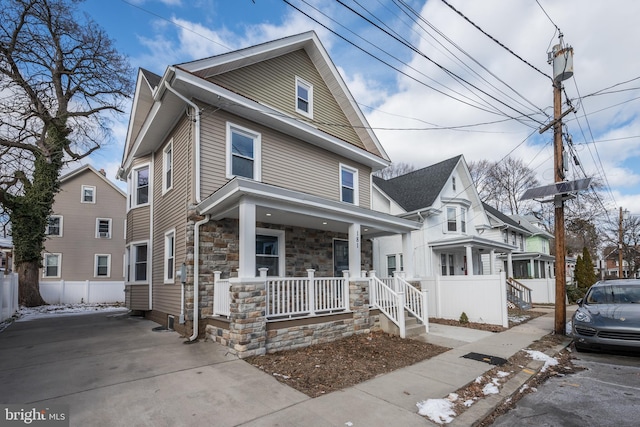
[
  {"left": 509, "top": 214, "right": 553, "bottom": 238},
  {"left": 373, "top": 156, "right": 462, "bottom": 212},
  {"left": 140, "top": 68, "right": 161, "bottom": 90},
  {"left": 482, "top": 203, "right": 530, "bottom": 234},
  {"left": 60, "top": 164, "right": 126, "bottom": 197}
]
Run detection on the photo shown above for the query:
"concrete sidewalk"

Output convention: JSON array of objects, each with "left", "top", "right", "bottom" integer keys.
[
  {"left": 241, "top": 311, "right": 561, "bottom": 426},
  {"left": 0, "top": 309, "right": 564, "bottom": 426}
]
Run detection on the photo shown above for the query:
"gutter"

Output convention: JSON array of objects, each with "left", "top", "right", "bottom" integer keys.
[
  {"left": 163, "top": 80, "right": 202, "bottom": 203},
  {"left": 187, "top": 214, "right": 210, "bottom": 343}
]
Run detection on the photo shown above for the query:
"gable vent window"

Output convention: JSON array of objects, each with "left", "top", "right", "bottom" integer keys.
[{"left": 295, "top": 76, "right": 313, "bottom": 118}]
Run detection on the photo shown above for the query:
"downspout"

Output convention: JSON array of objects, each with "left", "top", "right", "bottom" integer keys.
[
  {"left": 163, "top": 81, "right": 202, "bottom": 203},
  {"left": 187, "top": 214, "right": 210, "bottom": 343}
]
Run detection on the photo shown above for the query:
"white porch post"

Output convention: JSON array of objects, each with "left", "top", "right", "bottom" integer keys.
[
  {"left": 489, "top": 249, "right": 496, "bottom": 274},
  {"left": 348, "top": 222, "right": 361, "bottom": 278},
  {"left": 507, "top": 252, "right": 514, "bottom": 279},
  {"left": 529, "top": 259, "right": 535, "bottom": 278},
  {"left": 402, "top": 232, "right": 414, "bottom": 278},
  {"left": 238, "top": 200, "right": 256, "bottom": 278},
  {"left": 465, "top": 245, "right": 474, "bottom": 276}
]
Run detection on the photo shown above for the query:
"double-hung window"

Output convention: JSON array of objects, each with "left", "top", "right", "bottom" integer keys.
[
  {"left": 164, "top": 230, "right": 175, "bottom": 283},
  {"left": 227, "top": 123, "right": 261, "bottom": 181},
  {"left": 256, "top": 229, "right": 284, "bottom": 277},
  {"left": 133, "top": 243, "right": 148, "bottom": 282},
  {"left": 95, "top": 254, "right": 110, "bottom": 277},
  {"left": 340, "top": 165, "right": 358, "bottom": 205},
  {"left": 129, "top": 165, "right": 149, "bottom": 208},
  {"left": 43, "top": 253, "right": 61, "bottom": 278},
  {"left": 163, "top": 141, "right": 173, "bottom": 193},
  {"left": 460, "top": 207, "right": 467, "bottom": 233},
  {"left": 81, "top": 185, "right": 96, "bottom": 203},
  {"left": 447, "top": 207, "right": 457, "bottom": 232},
  {"left": 295, "top": 76, "right": 313, "bottom": 117},
  {"left": 46, "top": 216, "right": 63, "bottom": 237},
  {"left": 96, "top": 218, "right": 112, "bottom": 238}
]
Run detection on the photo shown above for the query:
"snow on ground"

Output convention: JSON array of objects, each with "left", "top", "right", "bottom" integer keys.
[
  {"left": 508, "top": 314, "right": 530, "bottom": 324},
  {"left": 525, "top": 349, "right": 559, "bottom": 372},
  {"left": 416, "top": 394, "right": 458, "bottom": 424},
  {"left": 1, "top": 303, "right": 126, "bottom": 332}
]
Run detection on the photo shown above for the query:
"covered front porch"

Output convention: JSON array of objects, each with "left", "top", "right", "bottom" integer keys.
[{"left": 429, "top": 235, "right": 516, "bottom": 277}]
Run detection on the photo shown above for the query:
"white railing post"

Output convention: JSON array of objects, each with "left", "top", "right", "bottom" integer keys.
[
  {"left": 398, "top": 291, "right": 406, "bottom": 338},
  {"left": 85, "top": 280, "right": 91, "bottom": 304},
  {"left": 213, "top": 271, "right": 221, "bottom": 316},
  {"left": 258, "top": 268, "right": 268, "bottom": 278},
  {"left": 369, "top": 270, "right": 376, "bottom": 306},
  {"left": 342, "top": 271, "right": 350, "bottom": 310},
  {"left": 393, "top": 271, "right": 399, "bottom": 292},
  {"left": 60, "top": 280, "right": 65, "bottom": 305},
  {"left": 307, "top": 269, "right": 316, "bottom": 316},
  {"left": 421, "top": 289, "right": 429, "bottom": 333}
]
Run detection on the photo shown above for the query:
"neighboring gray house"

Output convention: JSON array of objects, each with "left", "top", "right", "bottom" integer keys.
[
  {"left": 509, "top": 214, "right": 555, "bottom": 279},
  {"left": 482, "top": 203, "right": 532, "bottom": 278},
  {"left": 118, "top": 32, "right": 420, "bottom": 357},
  {"left": 42, "top": 164, "right": 126, "bottom": 283}
]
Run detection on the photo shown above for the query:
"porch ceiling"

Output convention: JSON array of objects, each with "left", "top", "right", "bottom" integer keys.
[{"left": 197, "top": 177, "right": 421, "bottom": 238}]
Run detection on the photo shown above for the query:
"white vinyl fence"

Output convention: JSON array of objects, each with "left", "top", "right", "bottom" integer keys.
[
  {"left": 1, "top": 273, "right": 19, "bottom": 322},
  {"left": 40, "top": 280, "right": 124, "bottom": 304},
  {"left": 420, "top": 273, "right": 508, "bottom": 327},
  {"left": 518, "top": 278, "right": 556, "bottom": 304}
]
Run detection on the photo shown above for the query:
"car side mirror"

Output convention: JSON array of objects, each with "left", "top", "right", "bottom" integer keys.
[{"left": 576, "top": 298, "right": 583, "bottom": 306}]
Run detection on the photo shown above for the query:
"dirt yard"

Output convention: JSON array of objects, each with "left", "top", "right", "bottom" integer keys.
[{"left": 245, "top": 310, "right": 550, "bottom": 398}]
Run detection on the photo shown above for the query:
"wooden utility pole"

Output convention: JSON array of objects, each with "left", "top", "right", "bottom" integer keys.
[
  {"left": 619, "top": 206, "right": 624, "bottom": 279},
  {"left": 553, "top": 80, "right": 567, "bottom": 335}
]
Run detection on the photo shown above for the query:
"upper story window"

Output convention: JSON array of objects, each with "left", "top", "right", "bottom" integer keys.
[
  {"left": 447, "top": 207, "right": 457, "bottom": 232},
  {"left": 43, "top": 253, "right": 61, "bottom": 278},
  {"left": 452, "top": 177, "right": 456, "bottom": 191},
  {"left": 96, "top": 218, "right": 112, "bottom": 238},
  {"left": 460, "top": 207, "right": 467, "bottom": 233},
  {"left": 95, "top": 254, "right": 110, "bottom": 277},
  {"left": 519, "top": 234, "right": 525, "bottom": 251},
  {"left": 295, "top": 76, "right": 313, "bottom": 118},
  {"left": 46, "top": 215, "right": 63, "bottom": 237},
  {"left": 129, "top": 165, "right": 149, "bottom": 208},
  {"left": 340, "top": 164, "right": 358, "bottom": 205},
  {"left": 81, "top": 185, "right": 96, "bottom": 203},
  {"left": 226, "top": 123, "right": 261, "bottom": 181},
  {"left": 511, "top": 231, "right": 517, "bottom": 246},
  {"left": 163, "top": 140, "right": 173, "bottom": 193},
  {"left": 503, "top": 230, "right": 508, "bottom": 243}
]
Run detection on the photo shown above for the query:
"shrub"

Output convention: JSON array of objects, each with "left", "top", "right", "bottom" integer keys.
[{"left": 459, "top": 312, "right": 469, "bottom": 324}]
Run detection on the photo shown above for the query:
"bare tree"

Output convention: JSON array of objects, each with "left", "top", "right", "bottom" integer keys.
[
  {"left": 468, "top": 159, "right": 500, "bottom": 207},
  {"left": 374, "top": 162, "right": 415, "bottom": 179},
  {"left": 0, "top": 0, "right": 133, "bottom": 305},
  {"left": 602, "top": 212, "right": 640, "bottom": 279}
]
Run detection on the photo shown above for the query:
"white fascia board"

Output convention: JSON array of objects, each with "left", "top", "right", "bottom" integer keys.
[{"left": 197, "top": 178, "right": 420, "bottom": 233}]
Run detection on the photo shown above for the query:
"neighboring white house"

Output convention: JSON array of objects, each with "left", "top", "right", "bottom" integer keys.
[{"left": 372, "top": 155, "right": 516, "bottom": 278}]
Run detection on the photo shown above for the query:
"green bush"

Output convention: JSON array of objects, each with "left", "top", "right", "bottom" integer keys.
[
  {"left": 566, "top": 285, "right": 587, "bottom": 304},
  {"left": 459, "top": 312, "right": 469, "bottom": 324}
]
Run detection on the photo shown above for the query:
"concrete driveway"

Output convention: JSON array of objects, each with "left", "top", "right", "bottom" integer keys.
[{"left": 0, "top": 311, "right": 308, "bottom": 426}]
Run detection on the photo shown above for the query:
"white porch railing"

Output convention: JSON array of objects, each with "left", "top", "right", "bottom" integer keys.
[
  {"left": 213, "top": 272, "right": 231, "bottom": 317},
  {"left": 369, "top": 273, "right": 406, "bottom": 338},
  {"left": 393, "top": 274, "right": 428, "bottom": 331},
  {"left": 266, "top": 270, "right": 349, "bottom": 319}
]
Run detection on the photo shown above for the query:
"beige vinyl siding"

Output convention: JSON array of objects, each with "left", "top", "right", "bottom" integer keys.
[
  {"left": 125, "top": 284, "right": 150, "bottom": 310},
  {"left": 199, "top": 109, "right": 372, "bottom": 206},
  {"left": 208, "top": 50, "right": 363, "bottom": 150},
  {"left": 151, "top": 116, "right": 191, "bottom": 315},
  {"left": 127, "top": 207, "right": 150, "bottom": 243},
  {"left": 42, "top": 169, "right": 126, "bottom": 281}
]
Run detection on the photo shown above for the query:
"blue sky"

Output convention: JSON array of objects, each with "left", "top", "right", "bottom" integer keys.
[{"left": 75, "top": 0, "right": 640, "bottom": 219}]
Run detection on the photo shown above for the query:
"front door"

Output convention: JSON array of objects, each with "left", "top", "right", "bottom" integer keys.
[{"left": 333, "top": 239, "right": 349, "bottom": 277}]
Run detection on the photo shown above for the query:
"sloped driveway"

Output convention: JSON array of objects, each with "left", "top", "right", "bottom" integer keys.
[{"left": 0, "top": 311, "right": 307, "bottom": 426}]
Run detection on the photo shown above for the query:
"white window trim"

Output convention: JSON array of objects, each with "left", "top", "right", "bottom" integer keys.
[
  {"left": 162, "top": 139, "right": 173, "bottom": 194},
  {"left": 226, "top": 122, "right": 262, "bottom": 181},
  {"left": 339, "top": 164, "right": 359, "bottom": 206},
  {"left": 43, "top": 253, "right": 62, "bottom": 278},
  {"left": 256, "top": 228, "right": 285, "bottom": 277},
  {"left": 46, "top": 215, "right": 63, "bottom": 237},
  {"left": 295, "top": 76, "right": 313, "bottom": 118},
  {"left": 95, "top": 218, "right": 112, "bottom": 239},
  {"left": 81, "top": 185, "right": 96, "bottom": 204},
  {"left": 445, "top": 206, "right": 457, "bottom": 233},
  {"left": 94, "top": 254, "right": 111, "bottom": 278},
  {"left": 129, "top": 241, "right": 149, "bottom": 283},
  {"left": 128, "top": 163, "right": 150, "bottom": 210},
  {"left": 164, "top": 229, "right": 176, "bottom": 284}
]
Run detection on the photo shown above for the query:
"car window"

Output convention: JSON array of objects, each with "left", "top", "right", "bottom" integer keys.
[{"left": 587, "top": 285, "right": 640, "bottom": 304}]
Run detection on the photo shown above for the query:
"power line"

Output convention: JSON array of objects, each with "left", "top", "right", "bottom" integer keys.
[
  {"left": 439, "top": 0, "right": 552, "bottom": 81},
  {"left": 535, "top": 0, "right": 561, "bottom": 33}
]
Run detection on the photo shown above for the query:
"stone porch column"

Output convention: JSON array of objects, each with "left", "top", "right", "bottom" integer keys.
[{"left": 228, "top": 277, "right": 266, "bottom": 358}]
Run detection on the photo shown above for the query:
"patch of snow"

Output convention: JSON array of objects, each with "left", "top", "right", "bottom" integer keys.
[
  {"left": 496, "top": 371, "right": 510, "bottom": 378},
  {"left": 525, "top": 350, "right": 558, "bottom": 372},
  {"left": 492, "top": 378, "right": 500, "bottom": 386},
  {"left": 474, "top": 376, "right": 484, "bottom": 383},
  {"left": 463, "top": 399, "right": 475, "bottom": 408},
  {"left": 519, "top": 384, "right": 529, "bottom": 393},
  {"left": 482, "top": 382, "right": 500, "bottom": 395},
  {"left": 566, "top": 320, "right": 573, "bottom": 336},
  {"left": 15, "top": 303, "right": 126, "bottom": 322},
  {"left": 345, "top": 422, "right": 353, "bottom": 426},
  {"left": 416, "top": 399, "right": 456, "bottom": 424},
  {"left": 508, "top": 315, "right": 530, "bottom": 324},
  {"left": 447, "top": 393, "right": 458, "bottom": 402},
  {"left": 272, "top": 372, "right": 291, "bottom": 380}
]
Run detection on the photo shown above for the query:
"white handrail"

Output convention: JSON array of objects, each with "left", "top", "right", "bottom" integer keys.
[
  {"left": 394, "top": 275, "right": 428, "bottom": 326},
  {"left": 370, "top": 275, "right": 406, "bottom": 338}
]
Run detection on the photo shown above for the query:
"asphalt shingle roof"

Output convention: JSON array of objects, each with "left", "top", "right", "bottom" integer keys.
[
  {"left": 373, "top": 155, "right": 462, "bottom": 212},
  {"left": 482, "top": 203, "right": 529, "bottom": 233}
]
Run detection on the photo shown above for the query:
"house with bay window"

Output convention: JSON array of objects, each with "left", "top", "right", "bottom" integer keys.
[{"left": 118, "top": 32, "right": 421, "bottom": 357}]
